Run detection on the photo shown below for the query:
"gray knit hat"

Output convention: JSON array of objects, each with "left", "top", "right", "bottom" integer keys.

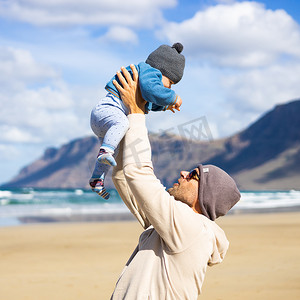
[
  {"left": 145, "top": 42, "right": 185, "bottom": 84},
  {"left": 197, "top": 164, "right": 241, "bottom": 221}
]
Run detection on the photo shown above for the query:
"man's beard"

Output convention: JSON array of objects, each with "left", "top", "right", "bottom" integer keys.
[
  {"left": 167, "top": 186, "right": 192, "bottom": 208},
  {"left": 167, "top": 187, "right": 176, "bottom": 197},
  {"left": 167, "top": 186, "right": 183, "bottom": 201}
]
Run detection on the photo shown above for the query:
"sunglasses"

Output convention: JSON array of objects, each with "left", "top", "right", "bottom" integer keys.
[{"left": 186, "top": 169, "right": 200, "bottom": 182}]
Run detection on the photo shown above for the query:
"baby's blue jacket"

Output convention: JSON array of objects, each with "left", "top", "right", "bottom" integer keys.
[{"left": 105, "top": 62, "right": 178, "bottom": 112}]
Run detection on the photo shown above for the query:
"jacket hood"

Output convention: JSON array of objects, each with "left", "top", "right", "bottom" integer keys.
[{"left": 198, "top": 164, "right": 241, "bottom": 221}]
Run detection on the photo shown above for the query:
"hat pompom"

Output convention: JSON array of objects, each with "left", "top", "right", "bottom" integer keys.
[{"left": 172, "top": 42, "right": 183, "bottom": 54}]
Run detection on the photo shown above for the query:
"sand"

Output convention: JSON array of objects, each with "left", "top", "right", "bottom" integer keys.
[{"left": 0, "top": 212, "right": 299, "bottom": 300}]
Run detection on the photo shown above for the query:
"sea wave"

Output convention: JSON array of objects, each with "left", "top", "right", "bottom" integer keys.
[
  {"left": 0, "top": 188, "right": 300, "bottom": 226},
  {"left": 0, "top": 188, "right": 126, "bottom": 221},
  {"left": 237, "top": 190, "right": 300, "bottom": 209}
]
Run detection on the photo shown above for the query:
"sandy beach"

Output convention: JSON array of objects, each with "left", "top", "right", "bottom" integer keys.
[{"left": 0, "top": 212, "right": 299, "bottom": 300}]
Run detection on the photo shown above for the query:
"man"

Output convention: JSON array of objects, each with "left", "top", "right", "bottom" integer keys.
[{"left": 110, "top": 65, "right": 241, "bottom": 299}]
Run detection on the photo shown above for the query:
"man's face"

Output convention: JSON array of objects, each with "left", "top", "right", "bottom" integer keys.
[{"left": 167, "top": 169, "right": 200, "bottom": 209}]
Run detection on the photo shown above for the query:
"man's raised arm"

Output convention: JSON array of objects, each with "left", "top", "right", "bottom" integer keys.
[
  {"left": 111, "top": 65, "right": 150, "bottom": 229},
  {"left": 113, "top": 65, "right": 198, "bottom": 252},
  {"left": 112, "top": 139, "right": 151, "bottom": 229}
]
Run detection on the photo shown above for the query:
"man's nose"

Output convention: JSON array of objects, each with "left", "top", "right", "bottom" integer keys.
[{"left": 180, "top": 171, "right": 189, "bottom": 178}]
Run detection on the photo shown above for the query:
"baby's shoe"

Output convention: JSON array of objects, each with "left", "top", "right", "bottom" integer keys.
[
  {"left": 89, "top": 178, "right": 110, "bottom": 200},
  {"left": 97, "top": 149, "right": 117, "bottom": 167}
]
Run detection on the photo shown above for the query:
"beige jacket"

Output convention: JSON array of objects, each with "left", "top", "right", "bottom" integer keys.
[{"left": 111, "top": 114, "right": 229, "bottom": 300}]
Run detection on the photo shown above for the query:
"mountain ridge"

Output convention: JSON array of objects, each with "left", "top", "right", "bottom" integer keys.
[{"left": 2, "top": 99, "right": 300, "bottom": 190}]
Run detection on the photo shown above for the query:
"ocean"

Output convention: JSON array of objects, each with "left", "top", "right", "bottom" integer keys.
[{"left": 1, "top": 188, "right": 300, "bottom": 227}]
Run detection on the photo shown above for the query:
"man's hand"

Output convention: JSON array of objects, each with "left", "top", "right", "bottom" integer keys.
[{"left": 113, "top": 64, "right": 146, "bottom": 114}]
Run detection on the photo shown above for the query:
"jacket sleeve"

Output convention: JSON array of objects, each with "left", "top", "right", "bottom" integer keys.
[
  {"left": 150, "top": 103, "right": 167, "bottom": 112},
  {"left": 112, "top": 139, "right": 151, "bottom": 229},
  {"left": 122, "top": 114, "right": 199, "bottom": 252},
  {"left": 138, "top": 63, "right": 178, "bottom": 108}
]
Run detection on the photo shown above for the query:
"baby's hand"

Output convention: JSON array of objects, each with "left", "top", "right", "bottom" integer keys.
[
  {"left": 174, "top": 96, "right": 182, "bottom": 111},
  {"left": 167, "top": 96, "right": 182, "bottom": 113}
]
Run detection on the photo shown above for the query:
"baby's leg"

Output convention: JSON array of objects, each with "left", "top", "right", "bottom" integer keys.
[
  {"left": 90, "top": 137, "right": 111, "bottom": 200},
  {"left": 96, "top": 107, "right": 129, "bottom": 166},
  {"left": 90, "top": 103, "right": 129, "bottom": 199},
  {"left": 101, "top": 113, "right": 129, "bottom": 151},
  {"left": 91, "top": 101, "right": 129, "bottom": 153}
]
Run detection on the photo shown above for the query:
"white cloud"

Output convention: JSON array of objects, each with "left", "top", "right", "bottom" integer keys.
[
  {"left": 0, "top": 126, "right": 40, "bottom": 143},
  {"left": 214, "top": 0, "right": 235, "bottom": 4},
  {"left": 158, "top": 1, "right": 300, "bottom": 68},
  {"left": 0, "top": 46, "right": 83, "bottom": 145},
  {"left": 99, "top": 26, "right": 138, "bottom": 44},
  {"left": 0, "top": 43, "right": 123, "bottom": 183},
  {"left": 0, "top": 87, "right": 78, "bottom": 144},
  {"left": 152, "top": 1, "right": 300, "bottom": 138},
  {"left": 221, "top": 62, "right": 300, "bottom": 112},
  {"left": 0, "top": 0, "right": 176, "bottom": 28},
  {"left": 0, "top": 46, "right": 58, "bottom": 90}
]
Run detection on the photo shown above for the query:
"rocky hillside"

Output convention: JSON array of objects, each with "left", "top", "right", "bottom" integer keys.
[
  {"left": 2, "top": 99, "right": 300, "bottom": 190},
  {"left": 208, "top": 99, "right": 300, "bottom": 189}
]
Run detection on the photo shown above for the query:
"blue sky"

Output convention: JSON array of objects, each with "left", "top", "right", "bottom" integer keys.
[{"left": 0, "top": 0, "right": 300, "bottom": 184}]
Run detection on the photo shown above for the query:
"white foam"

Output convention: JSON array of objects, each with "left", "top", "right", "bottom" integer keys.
[
  {"left": 235, "top": 191, "right": 300, "bottom": 209},
  {"left": 1, "top": 189, "right": 300, "bottom": 224},
  {"left": 75, "top": 189, "right": 84, "bottom": 195},
  {"left": 0, "top": 190, "right": 12, "bottom": 198},
  {"left": 0, "top": 199, "right": 10, "bottom": 206}
]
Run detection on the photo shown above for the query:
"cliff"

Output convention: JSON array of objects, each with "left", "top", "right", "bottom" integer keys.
[{"left": 2, "top": 99, "right": 300, "bottom": 190}]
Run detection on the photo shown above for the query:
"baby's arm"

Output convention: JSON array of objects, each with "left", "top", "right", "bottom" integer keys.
[{"left": 138, "top": 63, "right": 177, "bottom": 108}]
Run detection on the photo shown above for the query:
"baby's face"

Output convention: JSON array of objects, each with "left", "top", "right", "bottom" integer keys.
[{"left": 162, "top": 75, "right": 174, "bottom": 89}]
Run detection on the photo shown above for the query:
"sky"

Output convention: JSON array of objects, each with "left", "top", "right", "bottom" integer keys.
[{"left": 0, "top": 0, "right": 300, "bottom": 184}]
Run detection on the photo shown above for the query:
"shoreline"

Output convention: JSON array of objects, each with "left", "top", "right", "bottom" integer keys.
[
  {"left": 0, "top": 205, "right": 298, "bottom": 227},
  {"left": 9, "top": 205, "right": 300, "bottom": 225}
]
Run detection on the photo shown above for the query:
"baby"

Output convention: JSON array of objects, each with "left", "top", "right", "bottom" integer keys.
[{"left": 90, "top": 43, "right": 185, "bottom": 199}]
